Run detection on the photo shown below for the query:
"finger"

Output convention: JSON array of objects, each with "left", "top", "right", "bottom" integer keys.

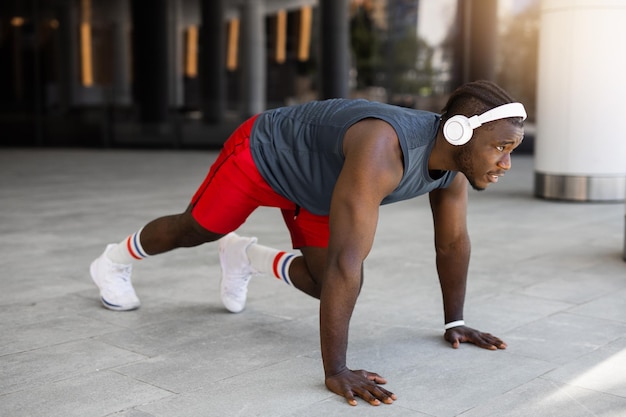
[
  {"left": 490, "top": 341, "right": 507, "bottom": 349},
  {"left": 374, "top": 388, "right": 397, "bottom": 405},
  {"left": 360, "top": 372, "right": 396, "bottom": 404},
  {"left": 344, "top": 392, "right": 358, "bottom": 407},
  {"left": 370, "top": 385, "right": 395, "bottom": 399},
  {"left": 446, "top": 337, "right": 461, "bottom": 349},
  {"left": 357, "top": 386, "right": 394, "bottom": 406},
  {"left": 376, "top": 387, "right": 397, "bottom": 404},
  {"left": 474, "top": 334, "right": 501, "bottom": 350},
  {"left": 472, "top": 335, "right": 497, "bottom": 350},
  {"left": 382, "top": 396, "right": 395, "bottom": 404},
  {"left": 444, "top": 331, "right": 462, "bottom": 348},
  {"left": 445, "top": 335, "right": 460, "bottom": 348},
  {"left": 355, "top": 370, "right": 387, "bottom": 384},
  {"left": 365, "top": 372, "right": 388, "bottom": 385},
  {"left": 353, "top": 388, "right": 380, "bottom": 406},
  {"left": 469, "top": 331, "right": 507, "bottom": 350},
  {"left": 369, "top": 398, "right": 381, "bottom": 406},
  {"left": 485, "top": 336, "right": 507, "bottom": 349},
  {"left": 480, "top": 333, "right": 508, "bottom": 349}
]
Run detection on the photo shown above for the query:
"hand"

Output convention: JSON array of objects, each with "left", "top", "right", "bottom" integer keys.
[
  {"left": 444, "top": 325, "right": 507, "bottom": 350},
  {"left": 325, "top": 368, "right": 397, "bottom": 406}
]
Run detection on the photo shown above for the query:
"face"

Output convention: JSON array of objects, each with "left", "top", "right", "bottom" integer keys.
[{"left": 453, "top": 120, "right": 524, "bottom": 191}]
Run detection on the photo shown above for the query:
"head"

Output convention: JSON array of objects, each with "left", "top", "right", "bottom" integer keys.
[{"left": 440, "top": 80, "right": 525, "bottom": 191}]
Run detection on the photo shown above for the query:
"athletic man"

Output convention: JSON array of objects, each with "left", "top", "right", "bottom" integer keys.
[{"left": 90, "top": 80, "right": 526, "bottom": 406}]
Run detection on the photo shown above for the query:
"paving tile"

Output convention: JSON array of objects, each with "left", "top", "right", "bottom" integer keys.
[
  {"left": 288, "top": 324, "right": 553, "bottom": 416},
  {"left": 501, "top": 312, "right": 626, "bottom": 365},
  {"left": 136, "top": 357, "right": 330, "bottom": 417},
  {"left": 462, "top": 292, "right": 574, "bottom": 334},
  {"left": 0, "top": 370, "right": 172, "bottom": 417},
  {"left": 387, "top": 348, "right": 556, "bottom": 416},
  {"left": 114, "top": 318, "right": 320, "bottom": 393},
  {"left": 0, "top": 299, "right": 125, "bottom": 356},
  {"left": 516, "top": 269, "right": 626, "bottom": 305},
  {"left": 92, "top": 307, "right": 290, "bottom": 357},
  {"left": 1, "top": 151, "right": 625, "bottom": 417},
  {"left": 0, "top": 339, "right": 147, "bottom": 395},
  {"left": 568, "top": 288, "right": 626, "bottom": 324},
  {"left": 543, "top": 337, "right": 626, "bottom": 398},
  {"left": 459, "top": 377, "right": 626, "bottom": 417}
]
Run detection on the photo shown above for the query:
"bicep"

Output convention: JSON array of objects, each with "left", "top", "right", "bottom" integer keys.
[{"left": 328, "top": 123, "right": 403, "bottom": 264}]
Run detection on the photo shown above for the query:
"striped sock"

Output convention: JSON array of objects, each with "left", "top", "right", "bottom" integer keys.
[
  {"left": 271, "top": 251, "right": 296, "bottom": 286},
  {"left": 246, "top": 243, "right": 295, "bottom": 286},
  {"left": 106, "top": 228, "right": 150, "bottom": 264}
]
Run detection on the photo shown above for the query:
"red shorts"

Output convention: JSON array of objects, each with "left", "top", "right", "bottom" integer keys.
[{"left": 190, "top": 115, "right": 330, "bottom": 248}]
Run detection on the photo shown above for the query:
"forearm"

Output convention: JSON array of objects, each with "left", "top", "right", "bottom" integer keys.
[
  {"left": 319, "top": 272, "right": 361, "bottom": 377},
  {"left": 435, "top": 236, "right": 470, "bottom": 323}
]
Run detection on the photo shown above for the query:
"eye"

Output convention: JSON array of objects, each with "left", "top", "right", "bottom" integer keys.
[{"left": 496, "top": 145, "right": 505, "bottom": 152}]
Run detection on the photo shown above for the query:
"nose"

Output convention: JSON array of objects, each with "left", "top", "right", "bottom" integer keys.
[{"left": 498, "top": 152, "right": 511, "bottom": 171}]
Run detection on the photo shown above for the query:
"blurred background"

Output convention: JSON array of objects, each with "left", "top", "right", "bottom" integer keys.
[{"left": 0, "top": 0, "right": 539, "bottom": 149}]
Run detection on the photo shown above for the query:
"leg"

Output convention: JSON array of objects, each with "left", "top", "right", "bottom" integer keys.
[
  {"left": 219, "top": 237, "right": 364, "bottom": 312},
  {"left": 290, "top": 246, "right": 364, "bottom": 300},
  {"left": 288, "top": 246, "right": 326, "bottom": 299},
  {"left": 93, "top": 115, "right": 262, "bottom": 311},
  {"left": 91, "top": 207, "right": 224, "bottom": 312},
  {"left": 139, "top": 205, "right": 224, "bottom": 255},
  {"left": 278, "top": 207, "right": 364, "bottom": 300}
]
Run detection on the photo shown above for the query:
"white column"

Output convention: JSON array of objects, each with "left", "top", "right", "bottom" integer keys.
[{"left": 534, "top": 0, "right": 626, "bottom": 202}]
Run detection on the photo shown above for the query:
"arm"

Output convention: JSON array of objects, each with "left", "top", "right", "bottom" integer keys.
[
  {"left": 321, "top": 119, "right": 402, "bottom": 406},
  {"left": 429, "top": 174, "right": 470, "bottom": 325},
  {"left": 429, "top": 174, "right": 506, "bottom": 350}
]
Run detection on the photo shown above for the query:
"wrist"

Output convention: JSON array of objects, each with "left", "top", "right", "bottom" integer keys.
[
  {"left": 325, "top": 366, "right": 349, "bottom": 379},
  {"left": 444, "top": 320, "right": 465, "bottom": 330}
]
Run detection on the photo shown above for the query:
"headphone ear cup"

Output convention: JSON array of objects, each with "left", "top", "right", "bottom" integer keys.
[{"left": 444, "top": 115, "right": 473, "bottom": 145}]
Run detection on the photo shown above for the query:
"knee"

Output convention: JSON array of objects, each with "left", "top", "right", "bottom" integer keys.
[{"left": 175, "top": 212, "right": 223, "bottom": 247}]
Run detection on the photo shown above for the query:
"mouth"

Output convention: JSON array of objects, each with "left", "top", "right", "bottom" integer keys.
[{"left": 487, "top": 173, "right": 504, "bottom": 183}]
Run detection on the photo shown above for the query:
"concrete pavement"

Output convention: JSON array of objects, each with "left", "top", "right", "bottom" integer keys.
[{"left": 1, "top": 148, "right": 625, "bottom": 416}]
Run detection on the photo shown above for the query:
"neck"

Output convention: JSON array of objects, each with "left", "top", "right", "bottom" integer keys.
[{"left": 428, "top": 133, "right": 457, "bottom": 172}]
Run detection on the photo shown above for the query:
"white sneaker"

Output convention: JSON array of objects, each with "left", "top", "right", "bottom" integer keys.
[
  {"left": 90, "top": 244, "right": 140, "bottom": 311},
  {"left": 219, "top": 232, "right": 257, "bottom": 313}
]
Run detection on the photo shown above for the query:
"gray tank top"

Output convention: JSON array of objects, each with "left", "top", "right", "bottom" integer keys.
[{"left": 249, "top": 99, "right": 457, "bottom": 215}]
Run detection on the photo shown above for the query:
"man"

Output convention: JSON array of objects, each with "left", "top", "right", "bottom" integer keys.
[{"left": 90, "top": 80, "right": 526, "bottom": 406}]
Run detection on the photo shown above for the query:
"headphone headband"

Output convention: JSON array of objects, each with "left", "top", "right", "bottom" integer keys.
[{"left": 468, "top": 102, "right": 527, "bottom": 129}]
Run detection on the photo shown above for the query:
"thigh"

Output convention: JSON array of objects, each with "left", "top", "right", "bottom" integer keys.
[
  {"left": 281, "top": 207, "right": 330, "bottom": 249},
  {"left": 190, "top": 153, "right": 259, "bottom": 234},
  {"left": 190, "top": 116, "right": 292, "bottom": 234}
]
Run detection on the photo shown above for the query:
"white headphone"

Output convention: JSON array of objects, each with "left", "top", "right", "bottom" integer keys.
[{"left": 443, "top": 102, "right": 527, "bottom": 146}]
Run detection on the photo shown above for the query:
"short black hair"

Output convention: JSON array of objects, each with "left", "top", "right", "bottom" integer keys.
[{"left": 441, "top": 80, "right": 523, "bottom": 127}]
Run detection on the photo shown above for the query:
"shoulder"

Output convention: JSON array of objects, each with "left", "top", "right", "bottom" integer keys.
[
  {"left": 343, "top": 118, "right": 401, "bottom": 161},
  {"left": 340, "top": 119, "right": 404, "bottom": 195}
]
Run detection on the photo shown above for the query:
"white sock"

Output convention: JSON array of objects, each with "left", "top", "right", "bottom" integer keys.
[
  {"left": 246, "top": 243, "right": 296, "bottom": 286},
  {"left": 106, "top": 228, "right": 150, "bottom": 265}
]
